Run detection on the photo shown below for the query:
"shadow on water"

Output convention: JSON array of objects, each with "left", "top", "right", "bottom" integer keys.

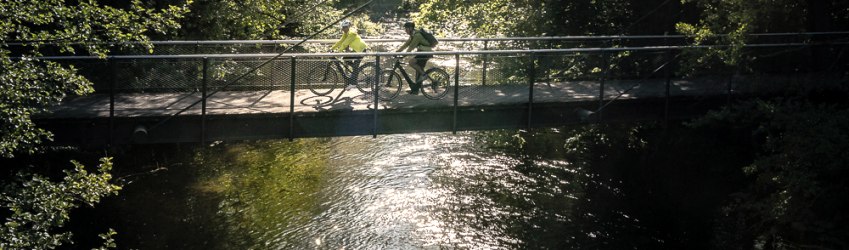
[{"left": 55, "top": 122, "right": 748, "bottom": 249}]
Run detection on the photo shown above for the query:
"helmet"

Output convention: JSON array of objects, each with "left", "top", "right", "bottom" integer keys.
[
  {"left": 340, "top": 20, "right": 351, "bottom": 28},
  {"left": 403, "top": 22, "right": 415, "bottom": 29}
]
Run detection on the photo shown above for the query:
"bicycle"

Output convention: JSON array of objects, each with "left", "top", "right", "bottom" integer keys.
[
  {"left": 372, "top": 55, "right": 451, "bottom": 100},
  {"left": 306, "top": 56, "right": 375, "bottom": 96}
]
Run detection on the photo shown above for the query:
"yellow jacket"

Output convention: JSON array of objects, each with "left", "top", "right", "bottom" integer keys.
[{"left": 331, "top": 29, "right": 368, "bottom": 52}]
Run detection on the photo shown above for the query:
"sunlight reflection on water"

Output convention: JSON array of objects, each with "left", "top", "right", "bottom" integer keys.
[
  {"left": 262, "top": 132, "right": 540, "bottom": 249},
  {"left": 107, "top": 130, "right": 632, "bottom": 249}
]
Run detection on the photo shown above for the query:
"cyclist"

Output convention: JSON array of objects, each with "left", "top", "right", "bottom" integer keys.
[
  {"left": 331, "top": 20, "right": 369, "bottom": 88},
  {"left": 395, "top": 21, "right": 433, "bottom": 95}
]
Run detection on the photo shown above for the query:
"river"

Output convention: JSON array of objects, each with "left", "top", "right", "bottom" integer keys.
[{"left": 73, "top": 128, "right": 724, "bottom": 249}]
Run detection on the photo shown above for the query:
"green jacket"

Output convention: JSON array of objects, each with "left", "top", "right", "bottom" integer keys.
[
  {"left": 396, "top": 30, "right": 433, "bottom": 52},
  {"left": 331, "top": 29, "right": 368, "bottom": 52}
]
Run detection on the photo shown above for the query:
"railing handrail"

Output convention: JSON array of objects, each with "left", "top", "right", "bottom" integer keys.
[
  {"left": 7, "top": 31, "right": 849, "bottom": 46},
  {"left": 24, "top": 41, "right": 849, "bottom": 60}
]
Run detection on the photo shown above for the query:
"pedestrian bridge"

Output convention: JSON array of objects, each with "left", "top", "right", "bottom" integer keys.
[{"left": 32, "top": 34, "right": 849, "bottom": 145}]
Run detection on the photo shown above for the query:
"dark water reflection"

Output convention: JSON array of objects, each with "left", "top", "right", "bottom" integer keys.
[{"left": 91, "top": 131, "right": 680, "bottom": 249}]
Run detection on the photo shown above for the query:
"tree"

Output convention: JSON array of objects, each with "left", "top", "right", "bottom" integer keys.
[
  {"left": 1, "top": 1, "right": 190, "bottom": 249},
  {"left": 687, "top": 99, "right": 849, "bottom": 248},
  {"left": 0, "top": 0, "right": 191, "bottom": 158},
  {"left": 172, "top": 0, "right": 342, "bottom": 40},
  {"left": 675, "top": 0, "right": 849, "bottom": 72},
  {"left": 1, "top": 158, "right": 122, "bottom": 249},
  {"left": 411, "top": 0, "right": 689, "bottom": 37}
]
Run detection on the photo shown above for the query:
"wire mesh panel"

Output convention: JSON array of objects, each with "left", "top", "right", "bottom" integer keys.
[
  {"left": 37, "top": 38, "right": 848, "bottom": 126},
  {"left": 270, "top": 58, "right": 294, "bottom": 92},
  {"left": 291, "top": 56, "right": 381, "bottom": 112},
  {"left": 734, "top": 44, "right": 847, "bottom": 95},
  {"left": 111, "top": 58, "right": 203, "bottom": 93},
  {"left": 78, "top": 58, "right": 203, "bottom": 117},
  {"left": 532, "top": 52, "right": 601, "bottom": 104},
  {"left": 206, "top": 58, "right": 279, "bottom": 91},
  {"left": 599, "top": 50, "right": 672, "bottom": 102},
  {"left": 70, "top": 60, "right": 111, "bottom": 92},
  {"left": 454, "top": 52, "right": 532, "bottom": 107}
]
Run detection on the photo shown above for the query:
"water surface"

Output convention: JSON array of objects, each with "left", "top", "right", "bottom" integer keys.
[{"left": 91, "top": 131, "right": 681, "bottom": 249}]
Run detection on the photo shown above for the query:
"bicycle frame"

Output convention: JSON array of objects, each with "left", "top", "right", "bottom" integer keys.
[
  {"left": 326, "top": 57, "right": 361, "bottom": 85},
  {"left": 390, "top": 57, "right": 419, "bottom": 88},
  {"left": 373, "top": 56, "right": 451, "bottom": 100}
]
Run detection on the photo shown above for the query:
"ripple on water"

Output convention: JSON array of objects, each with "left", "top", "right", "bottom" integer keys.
[{"left": 253, "top": 132, "right": 557, "bottom": 249}]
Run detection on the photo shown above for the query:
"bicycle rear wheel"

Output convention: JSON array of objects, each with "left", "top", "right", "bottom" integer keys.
[
  {"left": 420, "top": 68, "right": 451, "bottom": 100},
  {"left": 355, "top": 62, "right": 377, "bottom": 93},
  {"left": 307, "top": 64, "right": 340, "bottom": 96}
]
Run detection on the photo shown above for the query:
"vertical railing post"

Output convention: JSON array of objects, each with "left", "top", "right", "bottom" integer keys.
[
  {"left": 482, "top": 40, "right": 489, "bottom": 86},
  {"left": 453, "top": 53, "right": 460, "bottom": 134},
  {"left": 373, "top": 55, "right": 380, "bottom": 138},
  {"left": 108, "top": 60, "right": 116, "bottom": 146},
  {"left": 271, "top": 42, "right": 280, "bottom": 90},
  {"left": 201, "top": 57, "right": 208, "bottom": 144},
  {"left": 270, "top": 56, "right": 276, "bottom": 90},
  {"left": 727, "top": 66, "right": 736, "bottom": 106},
  {"left": 598, "top": 50, "right": 610, "bottom": 122},
  {"left": 528, "top": 52, "right": 536, "bottom": 129},
  {"left": 664, "top": 50, "right": 673, "bottom": 128},
  {"left": 289, "top": 56, "right": 297, "bottom": 141}
]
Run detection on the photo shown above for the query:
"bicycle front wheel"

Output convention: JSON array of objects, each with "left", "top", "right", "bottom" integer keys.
[
  {"left": 421, "top": 68, "right": 451, "bottom": 100},
  {"left": 355, "top": 63, "right": 402, "bottom": 100},
  {"left": 376, "top": 69, "right": 403, "bottom": 100},
  {"left": 307, "top": 64, "right": 341, "bottom": 96}
]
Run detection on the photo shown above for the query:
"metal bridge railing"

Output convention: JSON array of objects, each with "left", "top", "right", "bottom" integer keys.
[
  {"left": 46, "top": 40, "right": 849, "bottom": 142},
  {"left": 11, "top": 31, "right": 849, "bottom": 55}
]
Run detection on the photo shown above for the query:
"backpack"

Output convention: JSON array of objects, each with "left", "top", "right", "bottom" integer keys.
[{"left": 419, "top": 29, "right": 439, "bottom": 47}]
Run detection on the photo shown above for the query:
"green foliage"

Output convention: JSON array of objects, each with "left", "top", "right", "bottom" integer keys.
[
  {"left": 562, "top": 124, "right": 648, "bottom": 167},
  {"left": 0, "top": 157, "right": 122, "bottom": 250},
  {"left": 414, "top": 0, "right": 632, "bottom": 37},
  {"left": 412, "top": 0, "right": 667, "bottom": 83},
  {"left": 0, "top": 0, "right": 191, "bottom": 158},
  {"left": 189, "top": 140, "right": 329, "bottom": 248},
  {"left": 674, "top": 0, "right": 768, "bottom": 72},
  {"left": 0, "top": 1, "right": 190, "bottom": 249},
  {"left": 690, "top": 100, "right": 849, "bottom": 248},
  {"left": 175, "top": 0, "right": 342, "bottom": 40},
  {"left": 0, "top": 59, "right": 90, "bottom": 158},
  {"left": 673, "top": 0, "right": 849, "bottom": 75},
  {"left": 93, "top": 229, "right": 118, "bottom": 250},
  {"left": 677, "top": 0, "right": 807, "bottom": 36},
  {"left": 550, "top": 98, "right": 849, "bottom": 248}
]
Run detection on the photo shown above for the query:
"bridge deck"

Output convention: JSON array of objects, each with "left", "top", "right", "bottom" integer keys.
[
  {"left": 48, "top": 77, "right": 740, "bottom": 119},
  {"left": 35, "top": 74, "right": 816, "bottom": 145}
]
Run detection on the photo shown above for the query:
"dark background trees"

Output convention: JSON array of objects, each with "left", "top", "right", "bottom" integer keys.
[{"left": 2, "top": 0, "right": 848, "bottom": 248}]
